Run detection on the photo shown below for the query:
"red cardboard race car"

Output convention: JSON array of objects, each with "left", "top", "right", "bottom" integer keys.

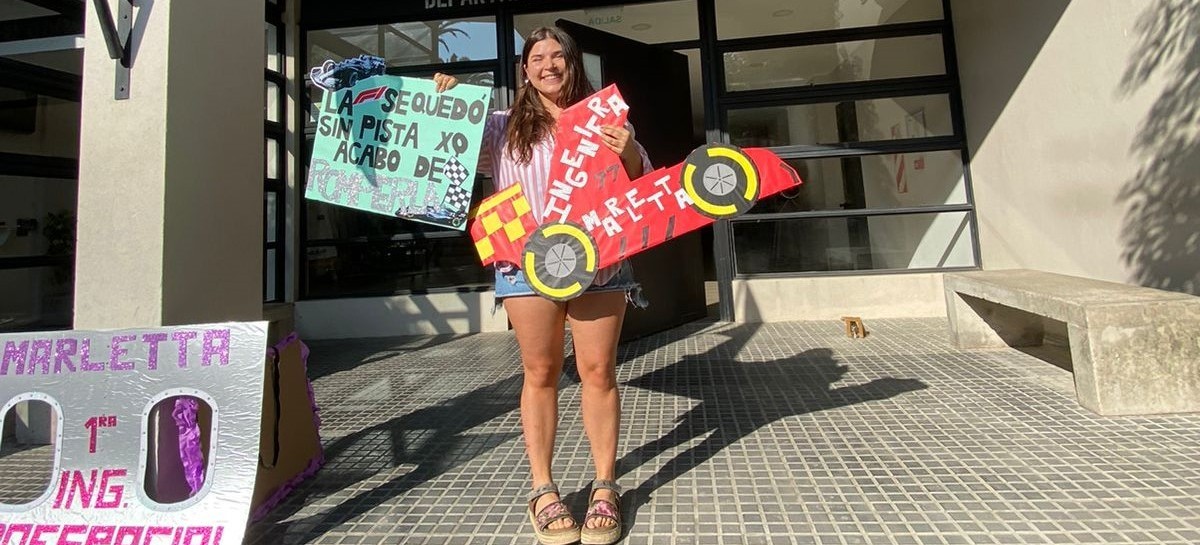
[{"left": 469, "top": 85, "right": 802, "bottom": 301}]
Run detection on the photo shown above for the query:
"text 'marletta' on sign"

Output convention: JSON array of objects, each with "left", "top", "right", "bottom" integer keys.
[{"left": 0, "top": 322, "right": 269, "bottom": 545}]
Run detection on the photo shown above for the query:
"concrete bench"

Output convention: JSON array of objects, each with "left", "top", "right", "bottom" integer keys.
[{"left": 944, "top": 269, "right": 1200, "bottom": 416}]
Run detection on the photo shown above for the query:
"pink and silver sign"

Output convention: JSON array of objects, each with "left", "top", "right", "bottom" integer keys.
[{"left": 0, "top": 322, "right": 268, "bottom": 545}]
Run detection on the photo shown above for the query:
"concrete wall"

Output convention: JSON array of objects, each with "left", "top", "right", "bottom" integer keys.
[
  {"left": 74, "top": 0, "right": 170, "bottom": 328},
  {"left": 951, "top": 0, "right": 1200, "bottom": 294},
  {"left": 734, "top": 273, "right": 947, "bottom": 323},
  {"left": 158, "top": 1, "right": 263, "bottom": 326},
  {"left": 296, "top": 292, "right": 509, "bottom": 339},
  {"left": 74, "top": 0, "right": 263, "bottom": 328}
]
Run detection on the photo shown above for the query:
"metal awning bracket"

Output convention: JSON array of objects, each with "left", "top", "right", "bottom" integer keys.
[{"left": 91, "top": 0, "right": 134, "bottom": 99}]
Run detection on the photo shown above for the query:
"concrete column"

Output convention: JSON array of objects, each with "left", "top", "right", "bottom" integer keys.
[
  {"left": 74, "top": 0, "right": 263, "bottom": 329},
  {"left": 14, "top": 401, "right": 57, "bottom": 444}
]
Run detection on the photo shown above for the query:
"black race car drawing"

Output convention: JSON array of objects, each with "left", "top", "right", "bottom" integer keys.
[{"left": 310, "top": 55, "right": 387, "bottom": 91}]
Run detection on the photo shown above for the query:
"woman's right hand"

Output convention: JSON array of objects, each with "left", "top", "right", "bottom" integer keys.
[{"left": 433, "top": 73, "right": 459, "bottom": 92}]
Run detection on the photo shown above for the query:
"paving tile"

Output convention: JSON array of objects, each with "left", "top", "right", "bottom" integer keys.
[{"left": 4, "top": 318, "right": 1200, "bottom": 544}]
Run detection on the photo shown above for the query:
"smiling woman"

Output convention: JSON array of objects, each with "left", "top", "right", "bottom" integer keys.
[{"left": 431, "top": 26, "right": 652, "bottom": 545}]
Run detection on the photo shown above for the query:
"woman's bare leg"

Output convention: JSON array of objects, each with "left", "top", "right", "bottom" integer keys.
[
  {"left": 566, "top": 291, "right": 626, "bottom": 529},
  {"left": 504, "top": 295, "right": 572, "bottom": 529}
]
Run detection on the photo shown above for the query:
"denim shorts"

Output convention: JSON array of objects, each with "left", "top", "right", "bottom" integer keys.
[{"left": 494, "top": 261, "right": 648, "bottom": 308}]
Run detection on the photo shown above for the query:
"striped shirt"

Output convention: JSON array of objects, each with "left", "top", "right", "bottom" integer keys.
[{"left": 476, "top": 110, "right": 653, "bottom": 282}]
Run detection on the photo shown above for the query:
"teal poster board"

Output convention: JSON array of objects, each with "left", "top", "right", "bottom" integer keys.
[{"left": 304, "top": 74, "right": 491, "bottom": 230}]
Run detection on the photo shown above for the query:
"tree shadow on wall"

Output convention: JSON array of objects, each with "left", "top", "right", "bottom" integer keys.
[{"left": 1118, "top": 0, "right": 1200, "bottom": 295}]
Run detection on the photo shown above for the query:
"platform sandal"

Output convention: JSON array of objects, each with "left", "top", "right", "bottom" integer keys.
[
  {"left": 528, "top": 483, "right": 581, "bottom": 545},
  {"left": 580, "top": 479, "right": 622, "bottom": 545}
]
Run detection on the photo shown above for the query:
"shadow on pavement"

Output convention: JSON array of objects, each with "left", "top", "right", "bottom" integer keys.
[
  {"left": 612, "top": 323, "right": 928, "bottom": 539},
  {"left": 251, "top": 321, "right": 926, "bottom": 543}
]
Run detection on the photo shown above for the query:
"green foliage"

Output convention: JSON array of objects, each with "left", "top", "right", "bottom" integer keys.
[
  {"left": 43, "top": 209, "right": 75, "bottom": 256},
  {"left": 43, "top": 209, "right": 75, "bottom": 286}
]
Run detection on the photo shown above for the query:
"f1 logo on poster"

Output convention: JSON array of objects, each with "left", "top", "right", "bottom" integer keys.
[{"left": 469, "top": 85, "right": 803, "bottom": 300}]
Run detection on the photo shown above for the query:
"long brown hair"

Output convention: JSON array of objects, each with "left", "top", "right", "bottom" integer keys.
[{"left": 506, "top": 26, "right": 595, "bottom": 164}]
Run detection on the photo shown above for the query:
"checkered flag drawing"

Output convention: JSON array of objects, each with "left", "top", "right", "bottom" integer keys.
[
  {"left": 442, "top": 156, "right": 471, "bottom": 185},
  {"left": 441, "top": 181, "right": 473, "bottom": 213}
]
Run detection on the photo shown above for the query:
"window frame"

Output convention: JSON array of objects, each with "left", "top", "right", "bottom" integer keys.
[
  {"left": 703, "top": 0, "right": 980, "bottom": 286},
  {"left": 292, "top": 0, "right": 980, "bottom": 307},
  {"left": 264, "top": 4, "right": 287, "bottom": 303}
]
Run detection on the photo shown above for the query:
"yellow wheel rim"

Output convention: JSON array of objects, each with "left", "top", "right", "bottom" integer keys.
[
  {"left": 523, "top": 223, "right": 597, "bottom": 300},
  {"left": 682, "top": 145, "right": 760, "bottom": 218}
]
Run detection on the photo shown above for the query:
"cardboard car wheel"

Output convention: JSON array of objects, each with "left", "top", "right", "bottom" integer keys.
[
  {"left": 522, "top": 222, "right": 598, "bottom": 301},
  {"left": 682, "top": 144, "right": 762, "bottom": 219}
]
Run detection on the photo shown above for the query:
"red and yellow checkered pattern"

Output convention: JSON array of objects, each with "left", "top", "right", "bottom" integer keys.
[{"left": 468, "top": 183, "right": 538, "bottom": 266}]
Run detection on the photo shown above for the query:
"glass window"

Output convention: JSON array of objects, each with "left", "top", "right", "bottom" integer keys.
[
  {"left": 724, "top": 34, "right": 945, "bottom": 91},
  {"left": 266, "top": 193, "right": 278, "bottom": 243},
  {"left": 443, "top": 70, "right": 499, "bottom": 90},
  {"left": 750, "top": 152, "right": 967, "bottom": 214},
  {"left": 303, "top": 174, "right": 493, "bottom": 297},
  {"left": 308, "top": 17, "right": 498, "bottom": 70},
  {"left": 266, "top": 248, "right": 278, "bottom": 301},
  {"left": 304, "top": 237, "right": 492, "bottom": 298},
  {"left": 0, "top": 178, "right": 76, "bottom": 260},
  {"left": 514, "top": 1, "right": 699, "bottom": 45},
  {"left": 0, "top": 89, "right": 36, "bottom": 134},
  {"left": 266, "top": 21, "right": 281, "bottom": 72},
  {"left": 681, "top": 48, "right": 705, "bottom": 142},
  {"left": 727, "top": 94, "right": 953, "bottom": 147},
  {"left": 0, "top": 267, "right": 73, "bottom": 332},
  {"left": 733, "top": 211, "right": 975, "bottom": 274},
  {"left": 716, "top": 0, "right": 944, "bottom": 39},
  {"left": 266, "top": 80, "right": 282, "bottom": 124},
  {"left": 265, "top": 137, "right": 280, "bottom": 180},
  {"left": 582, "top": 52, "right": 603, "bottom": 91},
  {"left": 0, "top": 178, "right": 76, "bottom": 329}
]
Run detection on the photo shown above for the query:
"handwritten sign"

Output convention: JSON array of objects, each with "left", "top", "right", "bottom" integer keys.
[
  {"left": 0, "top": 322, "right": 268, "bottom": 545},
  {"left": 305, "top": 75, "right": 491, "bottom": 230}
]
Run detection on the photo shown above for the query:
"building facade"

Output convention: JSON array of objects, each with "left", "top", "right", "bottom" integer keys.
[{"left": 0, "top": 0, "right": 1195, "bottom": 338}]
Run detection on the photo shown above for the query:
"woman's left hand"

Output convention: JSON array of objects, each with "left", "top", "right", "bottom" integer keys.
[{"left": 600, "top": 124, "right": 640, "bottom": 163}]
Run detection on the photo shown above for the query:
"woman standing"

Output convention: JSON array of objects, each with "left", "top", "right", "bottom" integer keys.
[{"left": 437, "top": 25, "right": 650, "bottom": 545}]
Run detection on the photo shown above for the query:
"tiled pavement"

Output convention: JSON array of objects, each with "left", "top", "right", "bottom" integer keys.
[{"left": 4, "top": 318, "right": 1200, "bottom": 544}]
